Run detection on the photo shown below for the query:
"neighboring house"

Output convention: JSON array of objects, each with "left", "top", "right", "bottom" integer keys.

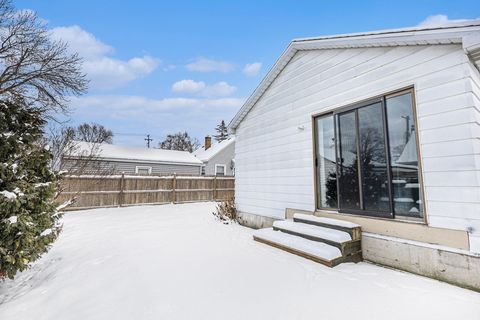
[
  {"left": 193, "top": 136, "right": 235, "bottom": 176},
  {"left": 229, "top": 22, "right": 480, "bottom": 289},
  {"left": 62, "top": 141, "right": 203, "bottom": 175}
]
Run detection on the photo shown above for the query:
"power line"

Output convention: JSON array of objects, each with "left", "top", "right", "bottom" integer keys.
[{"left": 113, "top": 132, "right": 148, "bottom": 137}]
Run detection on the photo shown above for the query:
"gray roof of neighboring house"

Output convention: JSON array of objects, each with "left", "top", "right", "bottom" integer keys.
[
  {"left": 193, "top": 137, "right": 235, "bottom": 162},
  {"left": 65, "top": 141, "right": 203, "bottom": 165}
]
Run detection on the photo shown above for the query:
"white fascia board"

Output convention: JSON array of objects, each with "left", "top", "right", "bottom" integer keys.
[
  {"left": 293, "top": 20, "right": 480, "bottom": 43},
  {"left": 228, "top": 43, "right": 298, "bottom": 132},
  {"left": 228, "top": 22, "right": 480, "bottom": 131},
  {"left": 463, "top": 34, "right": 480, "bottom": 70}
]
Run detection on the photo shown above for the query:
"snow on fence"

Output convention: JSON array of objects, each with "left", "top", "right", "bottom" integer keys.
[{"left": 57, "top": 174, "right": 235, "bottom": 210}]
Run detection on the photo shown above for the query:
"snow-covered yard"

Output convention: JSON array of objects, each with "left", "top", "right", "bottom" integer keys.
[{"left": 1, "top": 202, "right": 479, "bottom": 320}]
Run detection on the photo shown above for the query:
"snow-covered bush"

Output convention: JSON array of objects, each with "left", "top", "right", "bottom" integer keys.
[
  {"left": 212, "top": 198, "right": 237, "bottom": 224},
  {"left": 0, "top": 100, "right": 62, "bottom": 279}
]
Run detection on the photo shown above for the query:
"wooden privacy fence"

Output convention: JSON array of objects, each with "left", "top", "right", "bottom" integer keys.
[{"left": 57, "top": 174, "right": 235, "bottom": 210}]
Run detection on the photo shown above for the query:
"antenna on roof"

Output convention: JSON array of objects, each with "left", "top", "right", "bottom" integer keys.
[{"left": 145, "top": 134, "right": 153, "bottom": 148}]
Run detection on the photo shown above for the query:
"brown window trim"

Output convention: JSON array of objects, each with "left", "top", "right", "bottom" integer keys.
[{"left": 311, "top": 85, "right": 427, "bottom": 224}]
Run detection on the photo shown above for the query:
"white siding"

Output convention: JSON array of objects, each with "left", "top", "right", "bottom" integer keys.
[
  {"left": 63, "top": 159, "right": 201, "bottom": 175},
  {"left": 203, "top": 142, "right": 235, "bottom": 176},
  {"left": 235, "top": 44, "right": 480, "bottom": 251}
]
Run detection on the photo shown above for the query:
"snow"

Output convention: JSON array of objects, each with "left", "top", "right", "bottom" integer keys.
[
  {"left": 6, "top": 216, "right": 17, "bottom": 224},
  {"left": 0, "top": 203, "right": 479, "bottom": 320},
  {"left": 67, "top": 174, "right": 175, "bottom": 179},
  {"left": 254, "top": 227, "right": 342, "bottom": 260},
  {"left": 1, "top": 132, "right": 13, "bottom": 137},
  {"left": 294, "top": 213, "right": 361, "bottom": 228},
  {"left": 67, "top": 141, "right": 203, "bottom": 165},
  {"left": 34, "top": 182, "right": 52, "bottom": 188},
  {"left": 273, "top": 220, "right": 352, "bottom": 243},
  {"left": 0, "top": 190, "right": 17, "bottom": 200},
  {"left": 56, "top": 199, "right": 74, "bottom": 212},
  {"left": 193, "top": 137, "right": 235, "bottom": 162},
  {"left": 13, "top": 187, "right": 24, "bottom": 197},
  {"left": 39, "top": 229, "right": 52, "bottom": 237}
]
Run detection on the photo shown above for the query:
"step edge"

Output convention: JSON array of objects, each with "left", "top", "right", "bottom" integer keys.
[
  {"left": 274, "top": 220, "right": 353, "bottom": 241},
  {"left": 293, "top": 217, "right": 362, "bottom": 240},
  {"left": 293, "top": 213, "right": 361, "bottom": 229},
  {"left": 253, "top": 235, "right": 335, "bottom": 267},
  {"left": 272, "top": 225, "right": 353, "bottom": 245},
  {"left": 252, "top": 229, "right": 343, "bottom": 260}
]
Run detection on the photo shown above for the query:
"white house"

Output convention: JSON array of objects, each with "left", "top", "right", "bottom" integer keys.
[
  {"left": 194, "top": 136, "right": 235, "bottom": 176},
  {"left": 62, "top": 141, "right": 203, "bottom": 175},
  {"left": 229, "top": 21, "right": 480, "bottom": 289}
]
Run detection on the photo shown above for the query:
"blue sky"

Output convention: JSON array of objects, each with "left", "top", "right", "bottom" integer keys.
[{"left": 14, "top": 0, "right": 480, "bottom": 147}]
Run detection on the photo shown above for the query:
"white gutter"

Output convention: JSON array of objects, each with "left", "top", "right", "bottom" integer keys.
[{"left": 228, "top": 20, "right": 480, "bottom": 132}]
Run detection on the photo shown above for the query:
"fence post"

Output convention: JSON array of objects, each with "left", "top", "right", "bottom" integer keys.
[
  {"left": 119, "top": 173, "right": 125, "bottom": 207},
  {"left": 213, "top": 176, "right": 217, "bottom": 201},
  {"left": 172, "top": 173, "right": 177, "bottom": 204}
]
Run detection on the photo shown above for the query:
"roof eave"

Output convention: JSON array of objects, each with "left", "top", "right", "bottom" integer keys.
[
  {"left": 63, "top": 155, "right": 203, "bottom": 166},
  {"left": 228, "top": 42, "right": 298, "bottom": 132},
  {"left": 228, "top": 22, "right": 480, "bottom": 132},
  {"left": 192, "top": 138, "right": 236, "bottom": 162}
]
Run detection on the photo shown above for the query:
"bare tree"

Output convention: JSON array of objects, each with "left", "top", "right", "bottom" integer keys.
[
  {"left": 42, "top": 124, "right": 115, "bottom": 217},
  {"left": 47, "top": 122, "right": 113, "bottom": 172},
  {"left": 46, "top": 124, "right": 114, "bottom": 176},
  {"left": 0, "top": 1, "right": 87, "bottom": 113},
  {"left": 70, "top": 122, "right": 113, "bottom": 144},
  {"left": 159, "top": 131, "right": 200, "bottom": 152}
]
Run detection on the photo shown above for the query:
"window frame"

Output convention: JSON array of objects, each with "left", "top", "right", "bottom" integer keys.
[
  {"left": 135, "top": 166, "right": 152, "bottom": 175},
  {"left": 312, "top": 86, "right": 426, "bottom": 222},
  {"left": 215, "top": 164, "right": 226, "bottom": 176}
]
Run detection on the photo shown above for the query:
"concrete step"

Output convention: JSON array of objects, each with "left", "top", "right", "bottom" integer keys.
[
  {"left": 293, "top": 213, "right": 362, "bottom": 241},
  {"left": 273, "top": 220, "right": 361, "bottom": 256}
]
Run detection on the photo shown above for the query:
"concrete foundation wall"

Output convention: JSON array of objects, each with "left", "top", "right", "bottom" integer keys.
[
  {"left": 237, "top": 211, "right": 281, "bottom": 229},
  {"left": 243, "top": 207, "right": 480, "bottom": 291},
  {"left": 362, "top": 233, "right": 480, "bottom": 292}
]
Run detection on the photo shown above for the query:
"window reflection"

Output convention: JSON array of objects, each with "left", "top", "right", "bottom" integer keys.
[
  {"left": 358, "top": 103, "right": 390, "bottom": 212},
  {"left": 315, "top": 115, "right": 337, "bottom": 208},
  {"left": 337, "top": 111, "right": 360, "bottom": 210},
  {"left": 386, "top": 93, "right": 423, "bottom": 217},
  {"left": 314, "top": 89, "right": 423, "bottom": 219}
]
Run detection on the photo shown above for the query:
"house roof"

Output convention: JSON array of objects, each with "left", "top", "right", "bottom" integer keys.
[
  {"left": 228, "top": 20, "right": 480, "bottom": 131},
  {"left": 66, "top": 141, "right": 203, "bottom": 166},
  {"left": 396, "top": 133, "right": 419, "bottom": 165},
  {"left": 193, "top": 136, "right": 235, "bottom": 162}
]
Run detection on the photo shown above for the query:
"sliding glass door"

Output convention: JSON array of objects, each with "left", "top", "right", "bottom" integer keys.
[
  {"left": 337, "top": 110, "right": 361, "bottom": 210},
  {"left": 314, "top": 88, "right": 423, "bottom": 219},
  {"left": 357, "top": 103, "right": 391, "bottom": 214},
  {"left": 314, "top": 115, "right": 337, "bottom": 209},
  {"left": 385, "top": 92, "right": 423, "bottom": 217}
]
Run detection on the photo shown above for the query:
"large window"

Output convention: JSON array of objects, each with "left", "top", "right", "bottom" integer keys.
[{"left": 314, "top": 88, "right": 423, "bottom": 219}]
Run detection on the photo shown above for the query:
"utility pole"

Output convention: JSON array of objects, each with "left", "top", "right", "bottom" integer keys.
[
  {"left": 401, "top": 115, "right": 410, "bottom": 144},
  {"left": 145, "top": 134, "right": 153, "bottom": 148}
]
